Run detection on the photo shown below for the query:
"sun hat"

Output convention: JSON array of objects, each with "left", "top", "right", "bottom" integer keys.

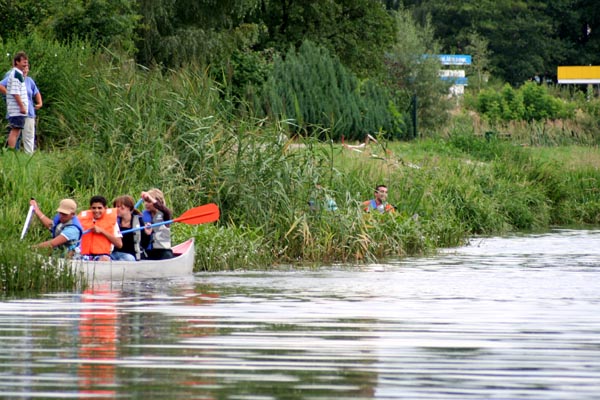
[{"left": 56, "top": 199, "right": 77, "bottom": 214}]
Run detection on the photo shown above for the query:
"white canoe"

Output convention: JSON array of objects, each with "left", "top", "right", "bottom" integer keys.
[{"left": 70, "top": 238, "right": 195, "bottom": 282}]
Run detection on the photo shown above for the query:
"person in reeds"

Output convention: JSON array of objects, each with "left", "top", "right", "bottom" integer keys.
[
  {"left": 111, "top": 195, "right": 147, "bottom": 261},
  {"left": 29, "top": 198, "right": 83, "bottom": 258},
  {"left": 363, "top": 184, "right": 395, "bottom": 214},
  {"left": 141, "top": 188, "right": 174, "bottom": 260},
  {"left": 78, "top": 195, "right": 123, "bottom": 261}
]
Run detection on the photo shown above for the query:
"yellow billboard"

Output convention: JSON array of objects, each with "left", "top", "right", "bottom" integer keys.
[{"left": 557, "top": 66, "right": 600, "bottom": 84}]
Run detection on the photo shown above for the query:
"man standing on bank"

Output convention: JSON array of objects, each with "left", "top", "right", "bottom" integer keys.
[
  {"left": 5, "top": 51, "right": 28, "bottom": 150},
  {"left": 1, "top": 62, "right": 42, "bottom": 154}
]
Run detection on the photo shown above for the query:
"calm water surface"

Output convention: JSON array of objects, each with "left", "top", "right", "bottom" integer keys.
[{"left": 0, "top": 229, "right": 599, "bottom": 399}]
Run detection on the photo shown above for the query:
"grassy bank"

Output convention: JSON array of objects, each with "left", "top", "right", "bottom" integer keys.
[
  {"left": 1, "top": 53, "right": 599, "bottom": 295},
  {"left": 2, "top": 133, "right": 598, "bottom": 278}
]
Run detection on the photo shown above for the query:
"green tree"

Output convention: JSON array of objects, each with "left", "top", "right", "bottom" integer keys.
[
  {"left": 0, "top": 0, "right": 49, "bottom": 39},
  {"left": 548, "top": 0, "right": 600, "bottom": 68},
  {"left": 135, "top": 0, "right": 263, "bottom": 67},
  {"left": 383, "top": 8, "right": 451, "bottom": 134},
  {"left": 405, "top": 0, "right": 564, "bottom": 85},
  {"left": 465, "top": 31, "right": 491, "bottom": 92},
  {"left": 259, "top": 40, "right": 397, "bottom": 140},
  {"left": 257, "top": 0, "right": 396, "bottom": 78},
  {"left": 0, "top": 0, "right": 141, "bottom": 53}
]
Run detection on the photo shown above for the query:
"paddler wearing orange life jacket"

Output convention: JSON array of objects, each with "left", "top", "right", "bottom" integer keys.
[
  {"left": 362, "top": 184, "right": 395, "bottom": 214},
  {"left": 78, "top": 195, "right": 123, "bottom": 261}
]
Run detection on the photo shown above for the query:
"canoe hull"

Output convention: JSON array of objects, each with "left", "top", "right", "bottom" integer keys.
[{"left": 70, "top": 238, "right": 195, "bottom": 282}]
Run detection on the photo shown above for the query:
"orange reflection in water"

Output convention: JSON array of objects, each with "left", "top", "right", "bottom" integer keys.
[
  {"left": 78, "top": 285, "right": 119, "bottom": 398},
  {"left": 76, "top": 285, "right": 221, "bottom": 398}
]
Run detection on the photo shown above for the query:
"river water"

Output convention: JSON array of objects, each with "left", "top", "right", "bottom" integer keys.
[{"left": 0, "top": 229, "right": 599, "bottom": 399}]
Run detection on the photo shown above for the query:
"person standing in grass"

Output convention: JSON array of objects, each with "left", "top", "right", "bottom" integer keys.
[
  {"left": 29, "top": 198, "right": 83, "bottom": 258},
  {"left": 4, "top": 51, "right": 28, "bottom": 150},
  {"left": 1, "top": 63, "right": 43, "bottom": 154},
  {"left": 141, "top": 188, "right": 174, "bottom": 260},
  {"left": 20, "top": 63, "right": 42, "bottom": 154},
  {"left": 363, "top": 184, "right": 395, "bottom": 213},
  {"left": 78, "top": 195, "right": 123, "bottom": 261}
]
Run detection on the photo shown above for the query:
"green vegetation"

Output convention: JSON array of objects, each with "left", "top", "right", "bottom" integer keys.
[
  {"left": 1, "top": 1, "right": 600, "bottom": 295},
  {"left": 470, "top": 82, "right": 576, "bottom": 123},
  {"left": 3, "top": 110, "right": 599, "bottom": 289},
  {"left": 257, "top": 41, "right": 398, "bottom": 140},
  {"left": 0, "top": 241, "right": 83, "bottom": 294}
]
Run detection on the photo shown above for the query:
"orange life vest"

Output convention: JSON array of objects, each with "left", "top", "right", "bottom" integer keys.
[{"left": 78, "top": 208, "right": 118, "bottom": 255}]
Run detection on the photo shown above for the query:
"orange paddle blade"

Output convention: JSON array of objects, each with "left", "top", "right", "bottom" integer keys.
[{"left": 173, "top": 203, "right": 220, "bottom": 225}]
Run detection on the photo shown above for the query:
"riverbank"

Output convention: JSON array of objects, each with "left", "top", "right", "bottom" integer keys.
[{"left": 2, "top": 131, "right": 599, "bottom": 291}]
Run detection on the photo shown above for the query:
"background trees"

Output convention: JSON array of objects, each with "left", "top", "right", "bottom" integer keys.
[
  {"left": 3, "top": 0, "right": 599, "bottom": 86},
  {"left": 1, "top": 0, "right": 600, "bottom": 142},
  {"left": 400, "top": 0, "right": 600, "bottom": 85}
]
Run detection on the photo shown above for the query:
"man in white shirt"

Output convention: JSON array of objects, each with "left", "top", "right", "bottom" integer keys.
[{"left": 5, "top": 51, "right": 29, "bottom": 149}]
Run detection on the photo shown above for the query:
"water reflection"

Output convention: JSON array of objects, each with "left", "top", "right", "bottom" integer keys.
[
  {"left": 78, "top": 286, "right": 118, "bottom": 398},
  {"left": 0, "top": 229, "right": 599, "bottom": 398}
]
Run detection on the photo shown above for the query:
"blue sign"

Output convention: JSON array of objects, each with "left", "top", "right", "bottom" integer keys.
[
  {"left": 440, "top": 76, "right": 468, "bottom": 85},
  {"left": 438, "top": 54, "right": 471, "bottom": 66}
]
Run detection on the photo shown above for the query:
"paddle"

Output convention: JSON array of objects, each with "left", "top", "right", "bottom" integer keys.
[
  {"left": 120, "top": 203, "right": 220, "bottom": 235},
  {"left": 20, "top": 202, "right": 35, "bottom": 240}
]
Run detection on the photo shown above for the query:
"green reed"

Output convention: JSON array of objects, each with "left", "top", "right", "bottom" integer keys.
[
  {"left": 2, "top": 53, "right": 600, "bottom": 295},
  {"left": 0, "top": 242, "right": 81, "bottom": 294}
]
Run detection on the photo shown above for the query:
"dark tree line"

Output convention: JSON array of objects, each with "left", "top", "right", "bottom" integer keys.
[
  {"left": 2, "top": 0, "right": 598, "bottom": 86},
  {"left": 396, "top": 0, "right": 600, "bottom": 85}
]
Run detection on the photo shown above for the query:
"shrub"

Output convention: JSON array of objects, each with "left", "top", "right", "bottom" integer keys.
[
  {"left": 258, "top": 40, "right": 400, "bottom": 140},
  {"left": 473, "top": 82, "right": 575, "bottom": 123}
]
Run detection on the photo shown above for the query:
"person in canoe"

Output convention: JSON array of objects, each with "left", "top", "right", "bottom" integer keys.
[
  {"left": 29, "top": 198, "right": 83, "bottom": 258},
  {"left": 111, "top": 195, "right": 147, "bottom": 261},
  {"left": 141, "top": 188, "right": 174, "bottom": 260},
  {"left": 78, "top": 195, "right": 123, "bottom": 261}
]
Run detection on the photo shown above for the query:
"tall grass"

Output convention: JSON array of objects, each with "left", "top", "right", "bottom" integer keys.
[
  {"left": 1, "top": 51, "right": 600, "bottom": 294},
  {"left": 0, "top": 242, "right": 81, "bottom": 294}
]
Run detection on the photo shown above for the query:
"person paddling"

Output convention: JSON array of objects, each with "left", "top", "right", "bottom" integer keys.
[
  {"left": 29, "top": 198, "right": 83, "bottom": 258},
  {"left": 141, "top": 188, "right": 174, "bottom": 260},
  {"left": 111, "top": 195, "right": 147, "bottom": 261}
]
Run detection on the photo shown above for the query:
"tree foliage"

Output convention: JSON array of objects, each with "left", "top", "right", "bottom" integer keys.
[
  {"left": 401, "top": 0, "right": 600, "bottom": 85},
  {"left": 473, "top": 82, "right": 575, "bottom": 123},
  {"left": 383, "top": 8, "right": 451, "bottom": 133},
  {"left": 0, "top": 0, "right": 139, "bottom": 53},
  {"left": 465, "top": 31, "right": 492, "bottom": 92},
  {"left": 259, "top": 40, "right": 399, "bottom": 140},
  {"left": 256, "top": 0, "right": 396, "bottom": 78},
  {"left": 2, "top": 0, "right": 600, "bottom": 89},
  {"left": 134, "top": 0, "right": 264, "bottom": 67}
]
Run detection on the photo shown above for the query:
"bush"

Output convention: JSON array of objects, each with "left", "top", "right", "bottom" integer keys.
[
  {"left": 473, "top": 82, "right": 575, "bottom": 123},
  {"left": 258, "top": 40, "right": 401, "bottom": 140}
]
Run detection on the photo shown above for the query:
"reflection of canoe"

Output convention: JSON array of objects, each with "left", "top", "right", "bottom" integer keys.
[{"left": 71, "top": 239, "right": 195, "bottom": 282}]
